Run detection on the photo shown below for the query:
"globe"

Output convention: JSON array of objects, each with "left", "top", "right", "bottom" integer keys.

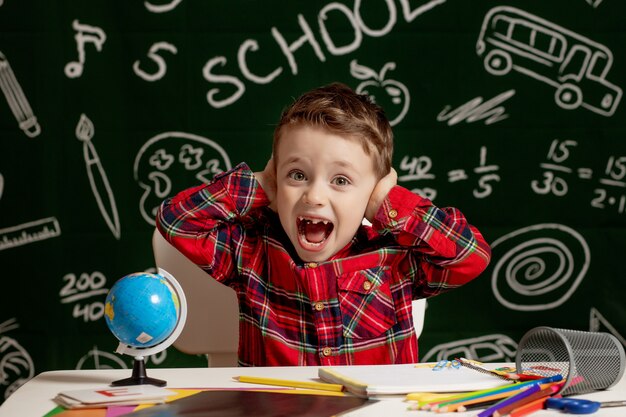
[
  {"left": 104, "top": 270, "right": 187, "bottom": 386},
  {"left": 105, "top": 272, "right": 179, "bottom": 348}
]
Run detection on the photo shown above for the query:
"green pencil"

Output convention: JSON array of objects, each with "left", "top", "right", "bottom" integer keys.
[{"left": 422, "top": 375, "right": 562, "bottom": 410}]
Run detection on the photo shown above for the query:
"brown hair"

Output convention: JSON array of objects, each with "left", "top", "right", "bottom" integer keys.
[{"left": 273, "top": 82, "right": 393, "bottom": 179}]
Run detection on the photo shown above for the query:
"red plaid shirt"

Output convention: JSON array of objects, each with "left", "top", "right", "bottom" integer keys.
[{"left": 157, "top": 163, "right": 491, "bottom": 366}]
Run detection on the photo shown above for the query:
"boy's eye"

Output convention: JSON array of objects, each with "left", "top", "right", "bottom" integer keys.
[
  {"left": 332, "top": 176, "right": 350, "bottom": 186},
  {"left": 288, "top": 171, "right": 306, "bottom": 181}
]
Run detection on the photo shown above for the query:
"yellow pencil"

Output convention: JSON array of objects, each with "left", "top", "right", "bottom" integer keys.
[{"left": 233, "top": 376, "right": 344, "bottom": 392}]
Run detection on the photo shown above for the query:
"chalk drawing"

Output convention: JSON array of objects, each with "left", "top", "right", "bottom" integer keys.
[
  {"left": 477, "top": 6, "right": 621, "bottom": 116},
  {"left": 590, "top": 307, "right": 626, "bottom": 347},
  {"left": 0, "top": 217, "right": 61, "bottom": 251},
  {"left": 76, "top": 346, "right": 127, "bottom": 370},
  {"left": 134, "top": 132, "right": 232, "bottom": 226},
  {"left": 491, "top": 223, "right": 590, "bottom": 311},
  {"left": 0, "top": 319, "right": 34, "bottom": 400},
  {"left": 76, "top": 114, "right": 121, "bottom": 240},
  {"left": 202, "top": 0, "right": 446, "bottom": 108},
  {"left": 144, "top": 0, "right": 182, "bottom": 13},
  {"left": 65, "top": 20, "right": 107, "bottom": 78},
  {"left": 351, "top": 60, "right": 410, "bottom": 126},
  {"left": 133, "top": 42, "right": 178, "bottom": 82},
  {"left": 437, "top": 90, "right": 515, "bottom": 126},
  {"left": 147, "top": 350, "right": 167, "bottom": 365},
  {"left": 422, "top": 334, "right": 517, "bottom": 363},
  {"left": 0, "top": 51, "right": 41, "bottom": 137}
]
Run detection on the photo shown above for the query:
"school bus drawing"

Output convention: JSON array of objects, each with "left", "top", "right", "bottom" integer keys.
[{"left": 476, "top": 6, "right": 621, "bottom": 117}]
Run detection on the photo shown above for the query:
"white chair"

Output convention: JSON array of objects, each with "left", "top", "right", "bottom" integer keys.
[
  {"left": 412, "top": 298, "right": 426, "bottom": 339},
  {"left": 152, "top": 229, "right": 427, "bottom": 366},
  {"left": 152, "top": 229, "right": 239, "bottom": 367}
]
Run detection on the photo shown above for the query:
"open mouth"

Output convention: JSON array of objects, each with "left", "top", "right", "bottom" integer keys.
[{"left": 297, "top": 216, "right": 334, "bottom": 247}]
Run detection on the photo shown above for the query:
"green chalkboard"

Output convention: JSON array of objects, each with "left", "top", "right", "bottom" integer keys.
[{"left": 1, "top": 0, "right": 625, "bottom": 402}]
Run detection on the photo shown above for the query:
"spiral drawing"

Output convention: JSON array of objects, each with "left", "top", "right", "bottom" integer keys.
[{"left": 491, "top": 223, "right": 590, "bottom": 311}]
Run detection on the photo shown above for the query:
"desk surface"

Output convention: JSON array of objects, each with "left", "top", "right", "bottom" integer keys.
[{"left": 1, "top": 365, "right": 625, "bottom": 417}]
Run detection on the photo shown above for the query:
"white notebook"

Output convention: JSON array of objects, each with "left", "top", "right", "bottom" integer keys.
[
  {"left": 54, "top": 385, "right": 175, "bottom": 408},
  {"left": 318, "top": 363, "right": 511, "bottom": 397}
]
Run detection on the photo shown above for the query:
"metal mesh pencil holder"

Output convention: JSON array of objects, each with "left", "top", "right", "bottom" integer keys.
[{"left": 516, "top": 326, "right": 625, "bottom": 396}]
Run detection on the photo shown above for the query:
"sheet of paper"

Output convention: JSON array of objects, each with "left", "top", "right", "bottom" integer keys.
[{"left": 319, "top": 363, "right": 511, "bottom": 396}]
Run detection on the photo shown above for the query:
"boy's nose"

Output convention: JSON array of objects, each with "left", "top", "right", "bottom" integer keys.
[{"left": 303, "top": 182, "right": 326, "bottom": 206}]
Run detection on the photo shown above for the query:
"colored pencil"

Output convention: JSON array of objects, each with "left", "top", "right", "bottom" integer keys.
[
  {"left": 493, "top": 385, "right": 560, "bottom": 417},
  {"left": 405, "top": 392, "right": 452, "bottom": 402},
  {"left": 408, "top": 392, "right": 509, "bottom": 412},
  {"left": 509, "top": 395, "right": 557, "bottom": 417},
  {"left": 461, "top": 398, "right": 503, "bottom": 411},
  {"left": 476, "top": 383, "right": 541, "bottom": 417},
  {"left": 436, "top": 391, "right": 519, "bottom": 412},
  {"left": 458, "top": 358, "right": 545, "bottom": 382},
  {"left": 421, "top": 375, "right": 562, "bottom": 410},
  {"left": 233, "top": 375, "right": 344, "bottom": 392},
  {"left": 457, "top": 358, "right": 518, "bottom": 381}
]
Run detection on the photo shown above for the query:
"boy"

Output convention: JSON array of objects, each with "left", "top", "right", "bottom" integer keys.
[{"left": 156, "top": 83, "right": 491, "bottom": 366}]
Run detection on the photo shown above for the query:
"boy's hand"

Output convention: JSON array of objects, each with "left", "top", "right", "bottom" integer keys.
[
  {"left": 254, "top": 158, "right": 277, "bottom": 211},
  {"left": 365, "top": 168, "right": 397, "bottom": 222}
]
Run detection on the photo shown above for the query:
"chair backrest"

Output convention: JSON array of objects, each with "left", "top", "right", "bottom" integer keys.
[
  {"left": 412, "top": 298, "right": 426, "bottom": 339},
  {"left": 152, "top": 228, "right": 427, "bottom": 365},
  {"left": 152, "top": 229, "right": 239, "bottom": 367}
]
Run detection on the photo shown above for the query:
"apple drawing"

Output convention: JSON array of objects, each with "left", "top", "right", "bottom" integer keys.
[{"left": 351, "top": 59, "right": 410, "bottom": 126}]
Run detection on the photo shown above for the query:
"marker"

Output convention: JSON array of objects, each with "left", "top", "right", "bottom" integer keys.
[{"left": 233, "top": 376, "right": 344, "bottom": 392}]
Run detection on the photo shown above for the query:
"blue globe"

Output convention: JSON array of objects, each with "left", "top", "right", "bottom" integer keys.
[{"left": 104, "top": 272, "right": 180, "bottom": 348}]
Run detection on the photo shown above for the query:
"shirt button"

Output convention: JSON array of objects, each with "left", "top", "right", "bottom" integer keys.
[
  {"left": 363, "top": 281, "right": 372, "bottom": 291},
  {"left": 322, "top": 347, "right": 332, "bottom": 356},
  {"left": 314, "top": 302, "right": 324, "bottom": 311},
  {"left": 307, "top": 262, "right": 318, "bottom": 268},
  {"left": 389, "top": 209, "right": 398, "bottom": 218}
]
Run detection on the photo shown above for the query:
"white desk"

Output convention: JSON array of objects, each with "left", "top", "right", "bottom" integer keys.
[{"left": 1, "top": 365, "right": 625, "bottom": 417}]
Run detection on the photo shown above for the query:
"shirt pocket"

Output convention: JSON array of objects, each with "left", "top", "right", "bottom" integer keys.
[{"left": 337, "top": 266, "right": 397, "bottom": 339}]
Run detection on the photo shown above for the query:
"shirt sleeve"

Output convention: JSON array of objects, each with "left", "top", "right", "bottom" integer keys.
[
  {"left": 155, "top": 162, "right": 269, "bottom": 283},
  {"left": 371, "top": 185, "right": 491, "bottom": 297}
]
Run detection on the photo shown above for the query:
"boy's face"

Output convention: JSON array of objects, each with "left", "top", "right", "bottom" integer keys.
[{"left": 275, "top": 125, "right": 378, "bottom": 262}]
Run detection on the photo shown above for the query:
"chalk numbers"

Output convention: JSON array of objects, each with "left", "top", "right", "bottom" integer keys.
[
  {"left": 531, "top": 139, "right": 577, "bottom": 196},
  {"left": 397, "top": 148, "right": 501, "bottom": 201},
  {"left": 529, "top": 140, "right": 626, "bottom": 214},
  {"left": 531, "top": 171, "right": 568, "bottom": 196},
  {"left": 591, "top": 156, "right": 626, "bottom": 213},
  {"left": 604, "top": 156, "right": 626, "bottom": 180},
  {"left": 59, "top": 272, "right": 109, "bottom": 322},
  {"left": 398, "top": 155, "right": 438, "bottom": 200}
]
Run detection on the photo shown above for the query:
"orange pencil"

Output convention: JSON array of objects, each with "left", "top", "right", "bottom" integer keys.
[
  {"left": 509, "top": 395, "right": 560, "bottom": 417},
  {"left": 493, "top": 385, "right": 559, "bottom": 417}
]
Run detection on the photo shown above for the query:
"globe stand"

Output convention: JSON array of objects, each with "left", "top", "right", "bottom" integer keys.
[
  {"left": 111, "top": 356, "right": 166, "bottom": 387},
  {"left": 106, "top": 268, "right": 188, "bottom": 388}
]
